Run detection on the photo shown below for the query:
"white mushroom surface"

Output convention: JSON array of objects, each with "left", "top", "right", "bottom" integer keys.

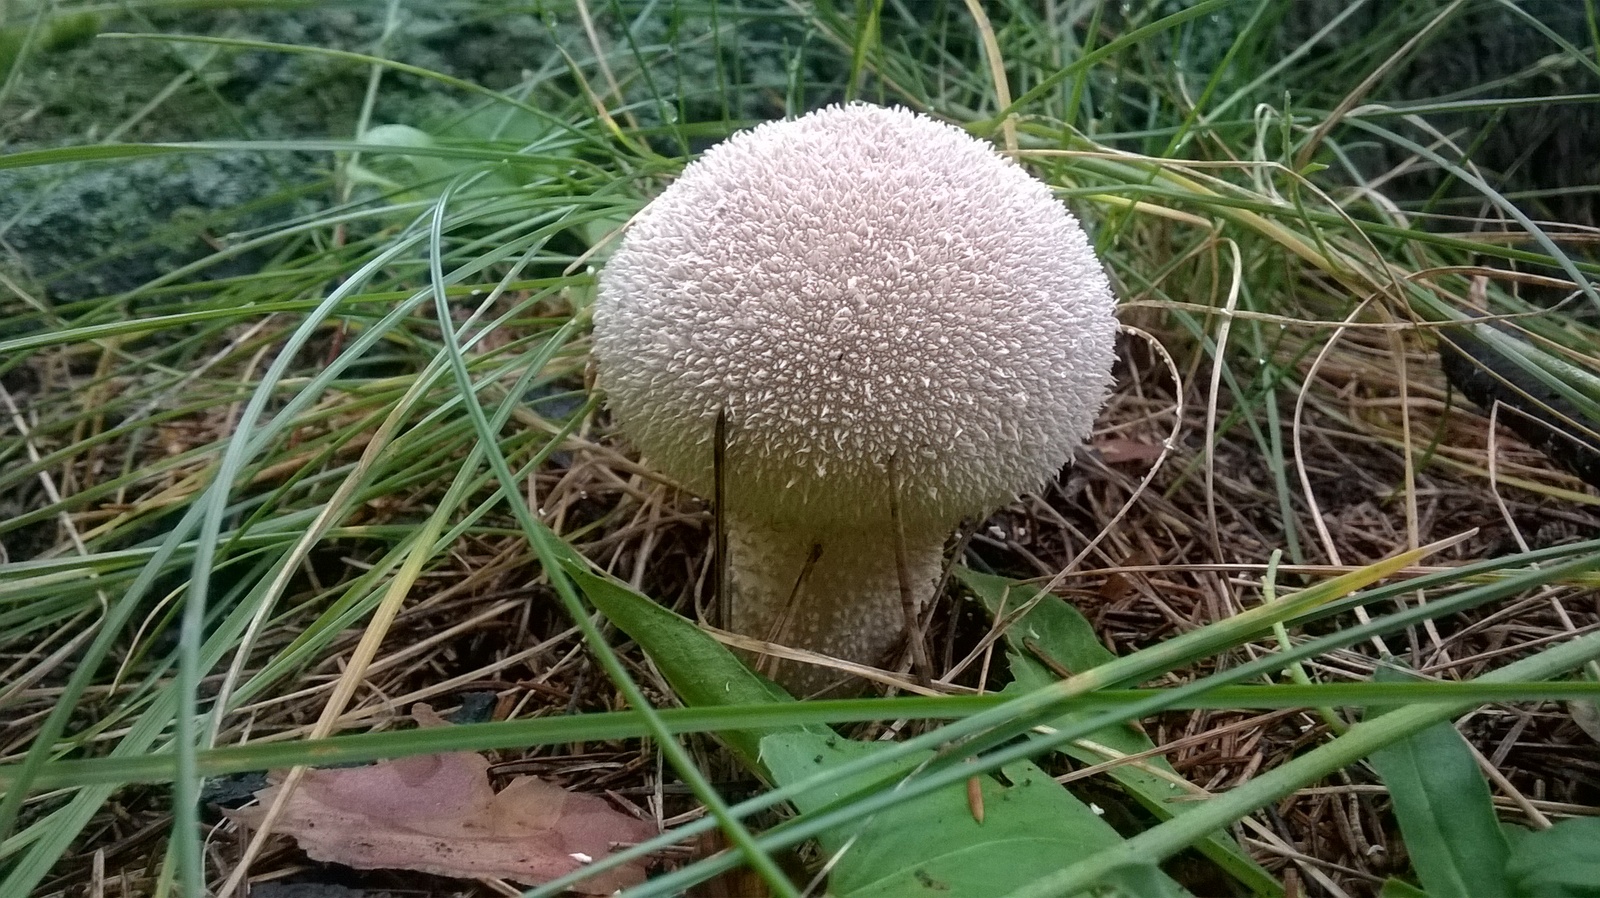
[{"left": 593, "top": 103, "right": 1118, "bottom": 693}]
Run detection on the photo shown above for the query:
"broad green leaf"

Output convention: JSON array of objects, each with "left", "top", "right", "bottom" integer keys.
[
  {"left": 959, "top": 568, "right": 1284, "bottom": 898},
  {"left": 760, "top": 731, "right": 1184, "bottom": 898},
  {"left": 570, "top": 567, "right": 1184, "bottom": 897},
  {"left": 1380, "top": 878, "right": 1431, "bottom": 898},
  {"left": 1366, "top": 665, "right": 1511, "bottom": 898},
  {"left": 1504, "top": 818, "right": 1600, "bottom": 898},
  {"left": 565, "top": 565, "right": 794, "bottom": 767},
  {"left": 350, "top": 122, "right": 544, "bottom": 223}
]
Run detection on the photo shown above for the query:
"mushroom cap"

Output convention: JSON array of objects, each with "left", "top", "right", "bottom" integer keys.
[{"left": 593, "top": 103, "right": 1118, "bottom": 534}]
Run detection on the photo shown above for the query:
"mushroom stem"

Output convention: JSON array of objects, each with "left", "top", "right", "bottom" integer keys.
[{"left": 725, "top": 510, "right": 944, "bottom": 695}]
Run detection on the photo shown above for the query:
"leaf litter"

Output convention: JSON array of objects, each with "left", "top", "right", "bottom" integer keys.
[{"left": 229, "top": 706, "right": 655, "bottom": 894}]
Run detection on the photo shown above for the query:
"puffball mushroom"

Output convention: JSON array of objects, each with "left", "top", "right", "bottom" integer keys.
[{"left": 593, "top": 103, "right": 1118, "bottom": 693}]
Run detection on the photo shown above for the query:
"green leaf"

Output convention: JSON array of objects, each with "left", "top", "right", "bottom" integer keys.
[
  {"left": 1380, "top": 878, "right": 1432, "bottom": 898},
  {"left": 351, "top": 117, "right": 569, "bottom": 224},
  {"left": 1504, "top": 817, "right": 1600, "bottom": 898},
  {"left": 958, "top": 568, "right": 1285, "bottom": 898},
  {"left": 760, "top": 731, "right": 1184, "bottom": 898},
  {"left": 564, "top": 565, "right": 794, "bottom": 767},
  {"left": 570, "top": 567, "right": 1183, "bottom": 897},
  {"left": 1366, "top": 665, "right": 1511, "bottom": 898}
]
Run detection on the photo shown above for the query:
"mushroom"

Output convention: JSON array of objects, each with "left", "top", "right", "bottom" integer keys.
[{"left": 593, "top": 103, "right": 1118, "bottom": 693}]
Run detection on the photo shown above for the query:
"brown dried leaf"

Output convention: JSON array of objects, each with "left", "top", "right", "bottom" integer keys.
[
  {"left": 1097, "top": 549, "right": 1150, "bottom": 604},
  {"left": 1094, "top": 437, "right": 1167, "bottom": 466},
  {"left": 231, "top": 745, "right": 653, "bottom": 894}
]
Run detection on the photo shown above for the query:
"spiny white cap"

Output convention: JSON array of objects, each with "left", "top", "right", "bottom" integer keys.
[{"left": 594, "top": 103, "right": 1117, "bottom": 534}]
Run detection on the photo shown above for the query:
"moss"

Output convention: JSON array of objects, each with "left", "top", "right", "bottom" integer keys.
[
  {"left": 0, "top": 150, "right": 314, "bottom": 300},
  {"left": 0, "top": 3, "right": 559, "bottom": 301},
  {"left": 0, "top": 2, "right": 819, "bottom": 304}
]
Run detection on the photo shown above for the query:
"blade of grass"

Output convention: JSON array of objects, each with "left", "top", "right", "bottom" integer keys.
[
  {"left": 1005, "top": 623, "right": 1600, "bottom": 898},
  {"left": 423, "top": 177, "right": 798, "bottom": 897}
]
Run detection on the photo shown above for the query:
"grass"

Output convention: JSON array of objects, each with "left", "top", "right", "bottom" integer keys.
[{"left": 2, "top": 1, "right": 1599, "bottom": 896}]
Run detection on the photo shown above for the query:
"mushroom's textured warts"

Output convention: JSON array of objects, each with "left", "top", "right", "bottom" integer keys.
[{"left": 593, "top": 103, "right": 1118, "bottom": 692}]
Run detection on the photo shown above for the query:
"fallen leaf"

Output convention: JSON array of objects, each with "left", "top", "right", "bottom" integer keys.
[
  {"left": 1094, "top": 437, "right": 1167, "bottom": 466},
  {"left": 1097, "top": 548, "right": 1150, "bottom": 604},
  {"left": 686, "top": 830, "right": 781, "bottom": 897},
  {"left": 231, "top": 713, "right": 654, "bottom": 894}
]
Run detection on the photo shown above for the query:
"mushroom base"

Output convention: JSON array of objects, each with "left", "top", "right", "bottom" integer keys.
[{"left": 725, "top": 512, "right": 943, "bottom": 696}]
